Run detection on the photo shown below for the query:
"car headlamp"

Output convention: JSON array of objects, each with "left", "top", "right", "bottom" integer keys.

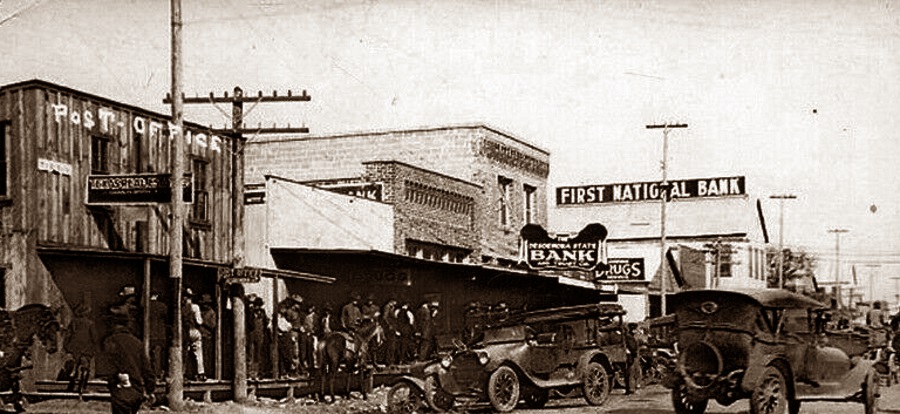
[
  {"left": 440, "top": 355, "right": 453, "bottom": 369},
  {"left": 477, "top": 351, "right": 490, "bottom": 366}
]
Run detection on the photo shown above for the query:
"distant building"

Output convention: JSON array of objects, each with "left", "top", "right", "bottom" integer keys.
[
  {"left": 552, "top": 176, "right": 769, "bottom": 321},
  {"left": 244, "top": 125, "right": 602, "bottom": 334}
]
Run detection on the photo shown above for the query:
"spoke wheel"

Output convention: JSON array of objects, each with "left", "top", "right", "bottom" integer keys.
[
  {"left": 487, "top": 366, "right": 520, "bottom": 413},
  {"left": 750, "top": 366, "right": 788, "bottom": 414},
  {"left": 386, "top": 381, "right": 423, "bottom": 414},
  {"left": 424, "top": 375, "right": 454, "bottom": 412},
  {"left": 582, "top": 361, "right": 611, "bottom": 406},
  {"left": 864, "top": 370, "right": 878, "bottom": 414},
  {"left": 672, "top": 381, "right": 708, "bottom": 414},
  {"left": 523, "top": 387, "right": 549, "bottom": 409}
]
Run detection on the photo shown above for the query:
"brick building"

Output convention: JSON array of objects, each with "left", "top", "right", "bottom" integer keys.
[
  {"left": 245, "top": 124, "right": 550, "bottom": 264},
  {"left": 243, "top": 125, "right": 602, "bottom": 336}
]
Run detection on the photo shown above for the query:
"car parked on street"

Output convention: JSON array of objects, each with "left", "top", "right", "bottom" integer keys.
[
  {"left": 665, "top": 288, "right": 879, "bottom": 414},
  {"left": 423, "top": 303, "right": 628, "bottom": 412}
]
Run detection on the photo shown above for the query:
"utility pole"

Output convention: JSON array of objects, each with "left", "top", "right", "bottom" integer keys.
[
  {"left": 828, "top": 228, "right": 849, "bottom": 308},
  {"left": 770, "top": 194, "right": 796, "bottom": 289},
  {"left": 864, "top": 264, "right": 881, "bottom": 305},
  {"left": 646, "top": 123, "right": 687, "bottom": 316},
  {"left": 167, "top": 0, "right": 185, "bottom": 409},
  {"left": 165, "top": 87, "right": 310, "bottom": 401}
]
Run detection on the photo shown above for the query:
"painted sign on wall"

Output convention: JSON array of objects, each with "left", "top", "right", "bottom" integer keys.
[
  {"left": 595, "top": 258, "right": 645, "bottom": 281},
  {"left": 556, "top": 176, "right": 746, "bottom": 205},
  {"left": 520, "top": 223, "right": 608, "bottom": 271},
  {"left": 50, "top": 103, "right": 224, "bottom": 152},
  {"left": 317, "top": 182, "right": 384, "bottom": 201}
]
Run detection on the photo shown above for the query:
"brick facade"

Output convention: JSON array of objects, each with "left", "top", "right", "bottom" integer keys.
[{"left": 245, "top": 124, "right": 550, "bottom": 264}]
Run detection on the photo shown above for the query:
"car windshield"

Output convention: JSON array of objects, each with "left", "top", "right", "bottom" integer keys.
[{"left": 482, "top": 325, "right": 528, "bottom": 344}]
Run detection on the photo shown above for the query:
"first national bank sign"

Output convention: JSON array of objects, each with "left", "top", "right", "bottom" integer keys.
[{"left": 557, "top": 176, "right": 745, "bottom": 205}]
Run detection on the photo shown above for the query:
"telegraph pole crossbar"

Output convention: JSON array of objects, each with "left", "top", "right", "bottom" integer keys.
[
  {"left": 645, "top": 123, "right": 688, "bottom": 316},
  {"left": 165, "top": 87, "right": 311, "bottom": 402}
]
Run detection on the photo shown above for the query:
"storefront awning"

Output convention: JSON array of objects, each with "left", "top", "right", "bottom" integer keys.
[{"left": 36, "top": 245, "right": 334, "bottom": 283}]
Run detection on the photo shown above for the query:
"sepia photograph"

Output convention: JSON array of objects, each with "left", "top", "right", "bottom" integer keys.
[{"left": 0, "top": 1, "right": 898, "bottom": 413}]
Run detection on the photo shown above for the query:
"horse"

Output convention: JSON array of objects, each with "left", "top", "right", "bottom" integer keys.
[
  {"left": 317, "top": 317, "right": 383, "bottom": 403},
  {"left": 0, "top": 304, "right": 61, "bottom": 412}
]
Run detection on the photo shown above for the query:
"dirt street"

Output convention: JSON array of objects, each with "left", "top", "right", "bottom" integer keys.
[{"left": 21, "top": 382, "right": 900, "bottom": 414}]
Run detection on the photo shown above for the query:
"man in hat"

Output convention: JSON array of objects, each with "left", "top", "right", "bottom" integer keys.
[
  {"left": 414, "top": 301, "right": 435, "bottom": 361},
  {"left": 341, "top": 292, "right": 363, "bottom": 332},
  {"left": 381, "top": 299, "right": 400, "bottom": 365},
  {"left": 99, "top": 315, "right": 156, "bottom": 414},
  {"left": 246, "top": 294, "right": 268, "bottom": 379},
  {"left": 198, "top": 294, "right": 217, "bottom": 379},
  {"left": 183, "top": 289, "right": 206, "bottom": 381}
]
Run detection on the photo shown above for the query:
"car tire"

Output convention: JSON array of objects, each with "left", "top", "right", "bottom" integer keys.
[
  {"left": 864, "top": 370, "right": 878, "bottom": 414},
  {"left": 523, "top": 387, "right": 549, "bottom": 409},
  {"left": 582, "top": 361, "right": 611, "bottom": 406},
  {"left": 671, "top": 380, "right": 708, "bottom": 414},
  {"left": 750, "top": 365, "right": 788, "bottom": 414},
  {"left": 386, "top": 380, "right": 424, "bottom": 414},
  {"left": 487, "top": 366, "right": 520, "bottom": 413},
  {"left": 424, "top": 374, "right": 454, "bottom": 412}
]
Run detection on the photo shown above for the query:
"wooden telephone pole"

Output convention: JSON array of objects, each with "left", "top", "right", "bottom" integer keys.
[
  {"left": 168, "top": 0, "right": 185, "bottom": 409},
  {"left": 165, "top": 87, "right": 311, "bottom": 401},
  {"left": 645, "top": 123, "right": 687, "bottom": 316}
]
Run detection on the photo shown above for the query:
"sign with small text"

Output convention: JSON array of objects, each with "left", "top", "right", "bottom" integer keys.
[
  {"left": 557, "top": 176, "right": 745, "bottom": 205},
  {"left": 86, "top": 173, "right": 192, "bottom": 205}
]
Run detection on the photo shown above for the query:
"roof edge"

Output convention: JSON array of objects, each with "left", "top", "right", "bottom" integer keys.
[{"left": 245, "top": 122, "right": 550, "bottom": 155}]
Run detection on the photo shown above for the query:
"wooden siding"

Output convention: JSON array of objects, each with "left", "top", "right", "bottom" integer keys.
[{"left": 0, "top": 82, "right": 236, "bottom": 264}]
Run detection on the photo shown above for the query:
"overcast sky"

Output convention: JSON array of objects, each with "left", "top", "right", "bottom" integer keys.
[{"left": 3, "top": 0, "right": 899, "bottom": 296}]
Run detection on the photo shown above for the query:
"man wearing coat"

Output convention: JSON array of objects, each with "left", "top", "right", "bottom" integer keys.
[{"left": 99, "top": 316, "right": 156, "bottom": 414}]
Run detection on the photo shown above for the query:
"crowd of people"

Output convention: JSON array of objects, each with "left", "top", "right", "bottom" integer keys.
[{"left": 245, "top": 291, "right": 444, "bottom": 379}]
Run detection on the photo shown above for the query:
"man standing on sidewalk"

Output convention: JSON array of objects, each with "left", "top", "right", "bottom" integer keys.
[{"left": 99, "top": 316, "right": 156, "bottom": 414}]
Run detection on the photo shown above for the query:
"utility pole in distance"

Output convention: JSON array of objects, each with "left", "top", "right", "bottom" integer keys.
[
  {"left": 827, "top": 228, "right": 849, "bottom": 308},
  {"left": 164, "top": 87, "right": 311, "bottom": 401},
  {"left": 646, "top": 122, "right": 688, "bottom": 316},
  {"left": 770, "top": 194, "right": 796, "bottom": 289}
]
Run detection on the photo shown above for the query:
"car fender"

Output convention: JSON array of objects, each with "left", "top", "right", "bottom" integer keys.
[
  {"left": 390, "top": 375, "right": 427, "bottom": 394},
  {"left": 740, "top": 349, "right": 792, "bottom": 393},
  {"left": 577, "top": 350, "right": 613, "bottom": 375}
]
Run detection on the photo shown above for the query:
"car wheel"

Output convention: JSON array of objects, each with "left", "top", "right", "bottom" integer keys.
[
  {"left": 487, "top": 366, "right": 520, "bottom": 413},
  {"left": 523, "top": 387, "right": 549, "bottom": 409},
  {"left": 386, "top": 381, "right": 424, "bottom": 414},
  {"left": 750, "top": 366, "right": 788, "bottom": 414},
  {"left": 582, "top": 361, "right": 611, "bottom": 406},
  {"left": 671, "top": 380, "right": 708, "bottom": 414},
  {"left": 424, "top": 375, "right": 454, "bottom": 412},
  {"left": 864, "top": 370, "right": 878, "bottom": 414}
]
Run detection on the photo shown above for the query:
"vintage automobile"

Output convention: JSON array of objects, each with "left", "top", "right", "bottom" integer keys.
[
  {"left": 424, "top": 303, "right": 628, "bottom": 413},
  {"left": 666, "top": 289, "right": 879, "bottom": 414}
]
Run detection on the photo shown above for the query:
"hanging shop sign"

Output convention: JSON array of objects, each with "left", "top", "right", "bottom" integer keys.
[
  {"left": 219, "top": 267, "right": 263, "bottom": 284},
  {"left": 520, "top": 223, "right": 608, "bottom": 271},
  {"left": 556, "top": 176, "right": 745, "bottom": 205},
  {"left": 595, "top": 258, "right": 645, "bottom": 281},
  {"left": 86, "top": 173, "right": 192, "bottom": 205}
]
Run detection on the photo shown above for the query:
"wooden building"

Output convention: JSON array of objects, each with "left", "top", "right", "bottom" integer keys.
[{"left": 0, "top": 79, "right": 296, "bottom": 385}]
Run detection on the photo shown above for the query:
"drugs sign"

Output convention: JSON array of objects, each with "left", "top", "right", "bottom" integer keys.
[
  {"left": 595, "top": 258, "right": 645, "bottom": 281},
  {"left": 520, "top": 223, "right": 608, "bottom": 271}
]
